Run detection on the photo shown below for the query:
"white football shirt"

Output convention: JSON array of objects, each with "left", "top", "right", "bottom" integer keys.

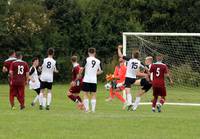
[
  {"left": 82, "top": 56, "right": 102, "bottom": 84},
  {"left": 40, "top": 57, "right": 57, "bottom": 83},
  {"left": 29, "top": 66, "right": 40, "bottom": 89},
  {"left": 123, "top": 56, "right": 143, "bottom": 79}
]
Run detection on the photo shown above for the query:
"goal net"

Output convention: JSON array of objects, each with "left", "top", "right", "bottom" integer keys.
[{"left": 123, "top": 32, "right": 200, "bottom": 104}]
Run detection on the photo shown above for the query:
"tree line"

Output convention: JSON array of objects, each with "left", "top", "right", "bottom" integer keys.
[{"left": 0, "top": 0, "right": 200, "bottom": 82}]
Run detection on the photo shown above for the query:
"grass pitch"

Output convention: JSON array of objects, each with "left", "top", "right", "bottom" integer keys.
[{"left": 0, "top": 84, "right": 200, "bottom": 139}]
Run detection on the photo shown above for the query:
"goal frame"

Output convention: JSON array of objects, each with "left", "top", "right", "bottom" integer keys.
[{"left": 122, "top": 32, "right": 200, "bottom": 55}]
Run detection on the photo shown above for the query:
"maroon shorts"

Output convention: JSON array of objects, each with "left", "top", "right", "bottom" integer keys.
[
  {"left": 69, "top": 80, "right": 82, "bottom": 94},
  {"left": 10, "top": 85, "right": 25, "bottom": 97},
  {"left": 153, "top": 86, "right": 166, "bottom": 97},
  {"left": 69, "top": 84, "right": 82, "bottom": 94}
]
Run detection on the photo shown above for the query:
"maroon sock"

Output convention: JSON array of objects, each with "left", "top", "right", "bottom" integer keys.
[
  {"left": 76, "top": 96, "right": 82, "bottom": 103},
  {"left": 160, "top": 97, "right": 165, "bottom": 105},
  {"left": 152, "top": 96, "right": 158, "bottom": 108},
  {"left": 68, "top": 95, "right": 77, "bottom": 102}
]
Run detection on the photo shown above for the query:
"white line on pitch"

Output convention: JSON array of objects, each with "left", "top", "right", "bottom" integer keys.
[{"left": 139, "top": 102, "right": 200, "bottom": 106}]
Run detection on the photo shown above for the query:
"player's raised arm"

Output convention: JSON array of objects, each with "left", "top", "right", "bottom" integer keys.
[
  {"left": 117, "top": 45, "right": 124, "bottom": 58},
  {"left": 118, "top": 44, "right": 131, "bottom": 61}
]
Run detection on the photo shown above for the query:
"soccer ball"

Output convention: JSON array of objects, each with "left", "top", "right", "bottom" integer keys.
[{"left": 104, "top": 83, "right": 111, "bottom": 90}]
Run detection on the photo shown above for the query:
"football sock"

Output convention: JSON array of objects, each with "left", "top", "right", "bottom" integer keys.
[
  {"left": 133, "top": 97, "right": 141, "bottom": 110},
  {"left": 17, "top": 93, "right": 24, "bottom": 108},
  {"left": 127, "top": 93, "right": 133, "bottom": 106},
  {"left": 122, "top": 90, "right": 126, "bottom": 102},
  {"left": 42, "top": 97, "right": 47, "bottom": 107},
  {"left": 91, "top": 99, "right": 96, "bottom": 112},
  {"left": 33, "top": 95, "right": 39, "bottom": 103},
  {"left": 47, "top": 92, "right": 52, "bottom": 106},
  {"left": 152, "top": 107, "right": 156, "bottom": 112},
  {"left": 39, "top": 93, "right": 43, "bottom": 106},
  {"left": 152, "top": 96, "right": 158, "bottom": 108},
  {"left": 83, "top": 99, "right": 89, "bottom": 111},
  {"left": 9, "top": 93, "right": 15, "bottom": 107},
  {"left": 160, "top": 97, "right": 165, "bottom": 106},
  {"left": 115, "top": 92, "right": 126, "bottom": 103},
  {"left": 109, "top": 88, "right": 115, "bottom": 99},
  {"left": 68, "top": 95, "right": 77, "bottom": 102}
]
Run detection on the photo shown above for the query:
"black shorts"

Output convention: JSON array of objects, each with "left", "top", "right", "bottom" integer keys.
[
  {"left": 82, "top": 82, "right": 97, "bottom": 93},
  {"left": 34, "top": 88, "right": 40, "bottom": 95},
  {"left": 140, "top": 78, "right": 152, "bottom": 92},
  {"left": 124, "top": 77, "right": 136, "bottom": 88},
  {"left": 40, "top": 81, "right": 53, "bottom": 90}
]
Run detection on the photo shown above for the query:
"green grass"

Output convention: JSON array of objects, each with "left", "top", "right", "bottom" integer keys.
[{"left": 0, "top": 84, "right": 200, "bottom": 139}]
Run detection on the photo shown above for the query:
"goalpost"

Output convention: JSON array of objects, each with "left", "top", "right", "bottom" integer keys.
[{"left": 122, "top": 32, "right": 200, "bottom": 106}]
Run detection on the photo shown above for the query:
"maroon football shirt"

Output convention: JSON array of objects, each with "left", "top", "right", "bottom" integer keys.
[
  {"left": 72, "top": 64, "right": 81, "bottom": 81},
  {"left": 149, "top": 62, "right": 168, "bottom": 87},
  {"left": 10, "top": 59, "right": 29, "bottom": 86}
]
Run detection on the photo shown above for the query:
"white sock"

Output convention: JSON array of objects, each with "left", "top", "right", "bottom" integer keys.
[
  {"left": 91, "top": 99, "right": 96, "bottom": 112},
  {"left": 127, "top": 93, "right": 132, "bottom": 106},
  {"left": 83, "top": 99, "right": 89, "bottom": 111},
  {"left": 33, "top": 95, "right": 39, "bottom": 103},
  {"left": 122, "top": 90, "right": 126, "bottom": 102},
  {"left": 133, "top": 97, "right": 141, "bottom": 110},
  {"left": 47, "top": 92, "right": 52, "bottom": 106},
  {"left": 43, "top": 97, "right": 47, "bottom": 107},
  {"left": 39, "top": 93, "right": 43, "bottom": 106}
]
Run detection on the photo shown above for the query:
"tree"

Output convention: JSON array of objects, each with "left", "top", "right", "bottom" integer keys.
[{"left": 1, "top": 0, "right": 51, "bottom": 59}]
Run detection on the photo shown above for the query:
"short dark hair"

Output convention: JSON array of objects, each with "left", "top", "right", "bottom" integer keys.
[
  {"left": 88, "top": 47, "right": 96, "bottom": 54},
  {"left": 133, "top": 50, "right": 140, "bottom": 59},
  {"left": 48, "top": 48, "right": 54, "bottom": 56},
  {"left": 9, "top": 50, "right": 15, "bottom": 56},
  {"left": 71, "top": 56, "right": 77, "bottom": 63},
  {"left": 16, "top": 51, "right": 22, "bottom": 59},
  {"left": 32, "top": 57, "right": 39, "bottom": 63}
]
